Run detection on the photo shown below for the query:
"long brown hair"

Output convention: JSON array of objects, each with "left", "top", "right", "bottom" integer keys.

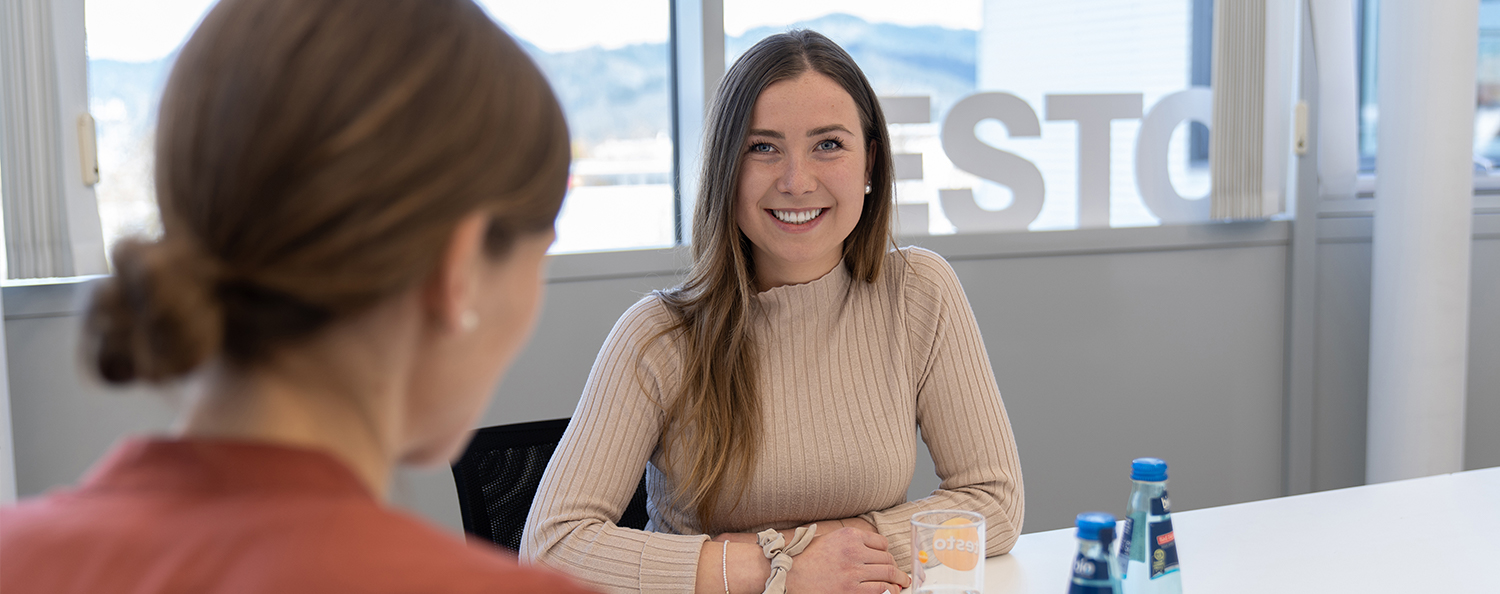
[
  {"left": 85, "top": 0, "right": 570, "bottom": 383},
  {"left": 654, "top": 30, "right": 894, "bottom": 530}
]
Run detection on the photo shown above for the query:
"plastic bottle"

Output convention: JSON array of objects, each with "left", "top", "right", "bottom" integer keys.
[
  {"left": 1118, "top": 458, "right": 1182, "bottom": 593},
  {"left": 1068, "top": 512, "right": 1122, "bottom": 594}
]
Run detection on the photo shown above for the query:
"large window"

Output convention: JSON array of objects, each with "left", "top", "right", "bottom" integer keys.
[
  {"left": 1357, "top": 0, "right": 1500, "bottom": 174},
  {"left": 52, "top": 0, "right": 1500, "bottom": 273},
  {"left": 725, "top": 0, "right": 1212, "bottom": 233},
  {"left": 476, "top": 0, "right": 674, "bottom": 253},
  {"left": 83, "top": 0, "right": 1225, "bottom": 260},
  {"left": 1, "top": 153, "right": 5, "bottom": 280},
  {"left": 84, "top": 0, "right": 674, "bottom": 256},
  {"left": 85, "top": 0, "right": 215, "bottom": 250},
  {"left": 1480, "top": 1, "right": 1500, "bottom": 170}
]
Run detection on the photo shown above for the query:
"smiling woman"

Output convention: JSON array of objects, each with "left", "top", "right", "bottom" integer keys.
[
  {"left": 523, "top": 30, "right": 1023, "bottom": 594},
  {"left": 736, "top": 72, "right": 872, "bottom": 289}
]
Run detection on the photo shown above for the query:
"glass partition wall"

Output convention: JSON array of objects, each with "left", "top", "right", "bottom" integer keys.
[{"left": 74, "top": 0, "right": 1500, "bottom": 262}]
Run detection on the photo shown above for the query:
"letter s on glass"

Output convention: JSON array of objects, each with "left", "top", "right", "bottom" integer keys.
[{"left": 939, "top": 92, "right": 1045, "bottom": 233}]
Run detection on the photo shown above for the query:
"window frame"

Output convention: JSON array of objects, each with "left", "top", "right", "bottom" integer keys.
[{"left": 1, "top": 0, "right": 109, "bottom": 278}]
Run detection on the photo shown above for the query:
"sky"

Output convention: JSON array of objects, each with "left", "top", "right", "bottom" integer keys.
[
  {"left": 85, "top": 0, "right": 981, "bottom": 61},
  {"left": 722, "top": 0, "right": 980, "bottom": 37},
  {"left": 86, "top": 0, "right": 219, "bottom": 62}
]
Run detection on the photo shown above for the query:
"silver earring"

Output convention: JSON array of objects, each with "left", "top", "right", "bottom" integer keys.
[{"left": 459, "top": 310, "right": 479, "bottom": 333}]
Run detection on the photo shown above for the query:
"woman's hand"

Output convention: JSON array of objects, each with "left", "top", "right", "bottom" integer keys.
[{"left": 785, "top": 527, "right": 910, "bottom": 594}]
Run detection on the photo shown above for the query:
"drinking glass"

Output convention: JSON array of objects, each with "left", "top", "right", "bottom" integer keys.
[{"left": 910, "top": 509, "right": 985, "bottom": 594}]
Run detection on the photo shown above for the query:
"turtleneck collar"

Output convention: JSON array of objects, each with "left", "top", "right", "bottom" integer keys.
[{"left": 754, "top": 260, "right": 852, "bottom": 321}]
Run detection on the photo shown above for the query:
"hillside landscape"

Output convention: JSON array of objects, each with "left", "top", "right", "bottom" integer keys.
[{"left": 90, "top": 13, "right": 976, "bottom": 147}]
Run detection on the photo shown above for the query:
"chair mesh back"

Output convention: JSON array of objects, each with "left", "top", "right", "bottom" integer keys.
[{"left": 451, "top": 418, "right": 650, "bottom": 551}]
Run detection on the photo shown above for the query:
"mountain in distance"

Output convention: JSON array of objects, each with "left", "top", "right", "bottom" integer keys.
[
  {"left": 89, "top": 13, "right": 975, "bottom": 149},
  {"left": 729, "top": 13, "right": 976, "bottom": 119},
  {"left": 518, "top": 38, "right": 672, "bottom": 150},
  {"left": 524, "top": 12, "right": 975, "bottom": 147}
]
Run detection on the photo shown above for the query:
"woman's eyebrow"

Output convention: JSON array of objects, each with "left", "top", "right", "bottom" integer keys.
[
  {"left": 807, "top": 124, "right": 853, "bottom": 136},
  {"left": 747, "top": 129, "right": 784, "bottom": 139}
]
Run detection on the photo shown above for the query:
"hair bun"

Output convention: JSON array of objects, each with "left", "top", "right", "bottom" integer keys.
[{"left": 85, "top": 238, "right": 225, "bottom": 383}]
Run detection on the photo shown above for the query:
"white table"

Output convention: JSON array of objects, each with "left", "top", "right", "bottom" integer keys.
[{"left": 982, "top": 466, "right": 1500, "bottom": 593}]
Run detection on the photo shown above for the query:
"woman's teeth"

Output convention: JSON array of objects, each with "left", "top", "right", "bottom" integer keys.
[{"left": 771, "top": 208, "right": 823, "bottom": 224}]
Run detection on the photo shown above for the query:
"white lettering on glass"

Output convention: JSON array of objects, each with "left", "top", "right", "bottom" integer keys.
[
  {"left": 910, "top": 89, "right": 1213, "bottom": 232},
  {"left": 1044, "top": 93, "right": 1144, "bottom": 229},
  {"left": 1135, "top": 87, "right": 1212, "bottom": 224},
  {"left": 938, "top": 92, "right": 1046, "bottom": 233}
]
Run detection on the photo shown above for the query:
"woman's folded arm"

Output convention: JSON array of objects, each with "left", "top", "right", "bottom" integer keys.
[{"left": 857, "top": 249, "right": 1024, "bottom": 566}]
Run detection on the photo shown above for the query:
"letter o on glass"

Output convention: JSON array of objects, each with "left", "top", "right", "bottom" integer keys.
[{"left": 1135, "top": 88, "right": 1212, "bottom": 225}]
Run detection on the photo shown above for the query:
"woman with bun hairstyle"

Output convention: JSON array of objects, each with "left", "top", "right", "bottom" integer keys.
[
  {"left": 524, "top": 30, "right": 1023, "bottom": 594},
  {"left": 0, "top": 1, "right": 594, "bottom": 592}
]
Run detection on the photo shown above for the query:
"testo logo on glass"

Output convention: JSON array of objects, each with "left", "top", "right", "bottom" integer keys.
[{"left": 931, "top": 518, "right": 981, "bottom": 571}]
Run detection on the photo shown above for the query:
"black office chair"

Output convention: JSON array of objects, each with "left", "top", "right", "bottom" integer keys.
[{"left": 451, "top": 417, "right": 650, "bottom": 551}]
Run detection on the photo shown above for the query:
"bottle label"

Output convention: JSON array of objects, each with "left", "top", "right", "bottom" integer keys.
[
  {"left": 1151, "top": 490, "right": 1173, "bottom": 515},
  {"left": 1117, "top": 516, "right": 1134, "bottom": 572},
  {"left": 1148, "top": 517, "right": 1180, "bottom": 578},
  {"left": 1068, "top": 552, "right": 1115, "bottom": 594}
]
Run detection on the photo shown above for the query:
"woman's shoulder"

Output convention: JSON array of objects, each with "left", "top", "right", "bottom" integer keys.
[
  {"left": 618, "top": 292, "right": 677, "bottom": 325},
  {"left": 0, "top": 482, "right": 591, "bottom": 594},
  {"left": 303, "top": 507, "right": 594, "bottom": 593},
  {"left": 891, "top": 245, "right": 955, "bottom": 275},
  {"left": 210, "top": 495, "right": 593, "bottom": 593},
  {"left": 608, "top": 293, "right": 680, "bottom": 340},
  {"left": 599, "top": 292, "right": 687, "bottom": 372},
  {"left": 884, "top": 245, "right": 963, "bottom": 297}
]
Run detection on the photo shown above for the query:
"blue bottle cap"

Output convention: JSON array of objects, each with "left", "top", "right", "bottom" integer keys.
[
  {"left": 1131, "top": 457, "right": 1168, "bottom": 482},
  {"left": 1075, "top": 512, "right": 1116, "bottom": 540}
]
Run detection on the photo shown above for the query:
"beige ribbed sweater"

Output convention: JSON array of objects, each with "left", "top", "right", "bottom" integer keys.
[{"left": 521, "top": 247, "right": 1023, "bottom": 593}]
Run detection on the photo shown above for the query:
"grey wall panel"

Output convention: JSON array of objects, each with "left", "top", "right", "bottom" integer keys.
[
  {"left": 5, "top": 307, "right": 175, "bottom": 497},
  {"left": 1312, "top": 239, "right": 1373, "bottom": 491},
  {"left": 1467, "top": 236, "right": 1500, "bottom": 471},
  {"left": 949, "top": 244, "right": 1288, "bottom": 533}
]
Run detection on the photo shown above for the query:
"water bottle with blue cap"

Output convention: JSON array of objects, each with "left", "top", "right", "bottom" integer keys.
[
  {"left": 1118, "top": 458, "right": 1182, "bottom": 593},
  {"left": 1068, "top": 512, "right": 1122, "bottom": 594}
]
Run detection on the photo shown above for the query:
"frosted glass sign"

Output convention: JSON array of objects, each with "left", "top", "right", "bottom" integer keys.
[
  {"left": 726, "top": 0, "right": 1214, "bottom": 234},
  {"left": 931, "top": 88, "right": 1213, "bottom": 233}
]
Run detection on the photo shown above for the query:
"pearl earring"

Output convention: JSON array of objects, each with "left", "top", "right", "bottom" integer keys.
[
  {"left": 459, "top": 310, "right": 479, "bottom": 333},
  {"left": 865, "top": 183, "right": 873, "bottom": 194}
]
